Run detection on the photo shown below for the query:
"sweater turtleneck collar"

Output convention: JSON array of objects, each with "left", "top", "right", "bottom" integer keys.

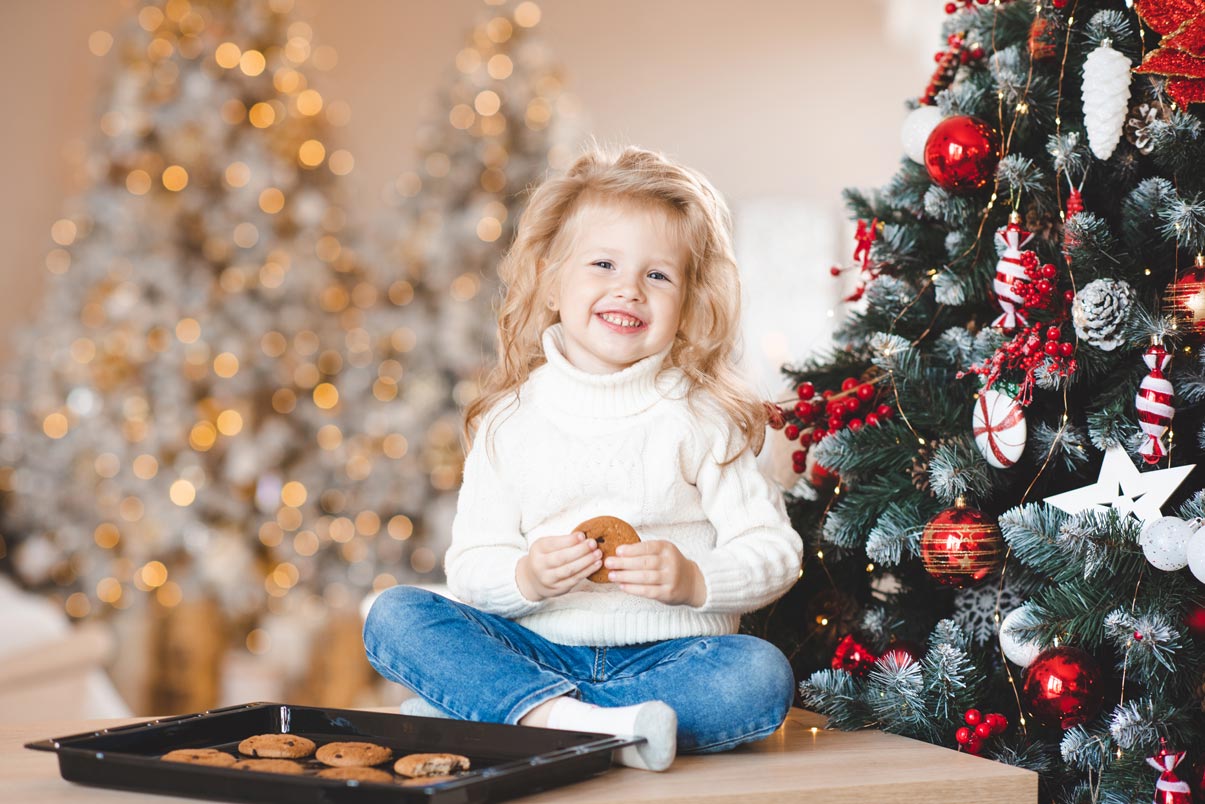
[{"left": 533, "top": 323, "right": 678, "bottom": 418}]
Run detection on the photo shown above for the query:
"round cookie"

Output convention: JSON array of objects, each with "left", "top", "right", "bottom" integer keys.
[
  {"left": 393, "top": 752, "right": 471, "bottom": 778},
  {"left": 316, "top": 766, "right": 394, "bottom": 783},
  {"left": 315, "top": 741, "right": 393, "bottom": 768},
  {"left": 231, "top": 758, "right": 304, "bottom": 775},
  {"left": 238, "top": 733, "right": 316, "bottom": 759},
  {"left": 161, "top": 748, "right": 236, "bottom": 767},
  {"left": 575, "top": 516, "right": 641, "bottom": 583}
]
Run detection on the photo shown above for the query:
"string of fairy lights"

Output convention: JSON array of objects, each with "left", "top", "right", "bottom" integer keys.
[{"left": 0, "top": 0, "right": 564, "bottom": 658}]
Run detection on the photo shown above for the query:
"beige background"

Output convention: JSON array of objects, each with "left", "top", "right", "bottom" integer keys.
[{"left": 0, "top": 0, "right": 940, "bottom": 362}]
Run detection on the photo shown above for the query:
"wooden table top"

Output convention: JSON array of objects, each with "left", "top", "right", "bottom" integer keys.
[{"left": 6, "top": 707, "right": 1037, "bottom": 804}]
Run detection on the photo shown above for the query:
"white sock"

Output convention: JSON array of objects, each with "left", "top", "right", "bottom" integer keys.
[
  {"left": 544, "top": 697, "right": 677, "bottom": 772},
  {"left": 399, "top": 696, "right": 450, "bottom": 719}
]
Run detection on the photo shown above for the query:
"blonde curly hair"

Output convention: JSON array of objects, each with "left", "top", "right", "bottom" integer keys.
[{"left": 464, "top": 144, "right": 768, "bottom": 466}]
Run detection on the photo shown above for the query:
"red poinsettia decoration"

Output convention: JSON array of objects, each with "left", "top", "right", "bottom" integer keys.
[{"left": 1134, "top": 0, "right": 1205, "bottom": 106}]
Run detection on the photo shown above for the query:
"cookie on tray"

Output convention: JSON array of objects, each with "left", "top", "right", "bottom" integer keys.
[
  {"left": 393, "top": 752, "right": 471, "bottom": 778},
  {"left": 230, "top": 758, "right": 305, "bottom": 774},
  {"left": 315, "top": 741, "right": 393, "bottom": 767},
  {"left": 575, "top": 516, "right": 641, "bottom": 583},
  {"left": 161, "top": 748, "right": 237, "bottom": 767},
  {"left": 316, "top": 766, "right": 395, "bottom": 783},
  {"left": 237, "top": 733, "right": 316, "bottom": 759}
]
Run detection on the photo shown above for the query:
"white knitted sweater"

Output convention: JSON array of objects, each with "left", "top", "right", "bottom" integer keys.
[{"left": 443, "top": 323, "right": 804, "bottom": 647}]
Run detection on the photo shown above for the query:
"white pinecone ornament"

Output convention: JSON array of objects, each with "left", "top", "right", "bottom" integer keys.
[{"left": 1082, "top": 39, "right": 1132, "bottom": 160}]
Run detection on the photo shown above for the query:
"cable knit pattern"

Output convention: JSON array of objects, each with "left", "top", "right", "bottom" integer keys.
[{"left": 444, "top": 323, "right": 803, "bottom": 646}]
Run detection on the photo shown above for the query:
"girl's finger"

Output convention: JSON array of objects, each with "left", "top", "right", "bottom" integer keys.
[
  {"left": 548, "top": 538, "right": 599, "bottom": 566},
  {"left": 608, "top": 569, "right": 660, "bottom": 585},
  {"left": 557, "top": 548, "right": 603, "bottom": 581}
]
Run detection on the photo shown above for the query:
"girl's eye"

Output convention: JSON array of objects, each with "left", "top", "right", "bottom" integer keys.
[
  {"left": 593, "top": 260, "right": 613, "bottom": 270},
  {"left": 649, "top": 271, "right": 669, "bottom": 282}
]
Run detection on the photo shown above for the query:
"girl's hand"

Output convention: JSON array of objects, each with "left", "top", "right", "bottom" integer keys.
[
  {"left": 604, "top": 540, "right": 707, "bottom": 607},
  {"left": 516, "top": 532, "right": 603, "bottom": 602}
]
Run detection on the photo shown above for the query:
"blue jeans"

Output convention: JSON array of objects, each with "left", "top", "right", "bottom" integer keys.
[{"left": 363, "top": 585, "right": 795, "bottom": 754}]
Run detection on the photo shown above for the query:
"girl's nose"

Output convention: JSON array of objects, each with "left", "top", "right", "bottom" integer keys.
[{"left": 611, "top": 273, "right": 643, "bottom": 301}]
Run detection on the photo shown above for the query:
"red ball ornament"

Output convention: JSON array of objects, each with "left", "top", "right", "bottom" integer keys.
[
  {"left": 798, "top": 382, "right": 816, "bottom": 400},
  {"left": 785, "top": 424, "right": 800, "bottom": 441},
  {"left": 1185, "top": 603, "right": 1205, "bottom": 638},
  {"left": 955, "top": 727, "right": 972, "bottom": 745},
  {"left": 881, "top": 639, "right": 923, "bottom": 667},
  {"left": 964, "top": 708, "right": 982, "bottom": 726},
  {"left": 923, "top": 115, "right": 1001, "bottom": 194},
  {"left": 1021, "top": 647, "right": 1104, "bottom": 729},
  {"left": 1163, "top": 254, "right": 1205, "bottom": 339},
  {"left": 920, "top": 498, "right": 1005, "bottom": 587},
  {"left": 856, "top": 384, "right": 875, "bottom": 401},
  {"left": 831, "top": 634, "right": 877, "bottom": 677}
]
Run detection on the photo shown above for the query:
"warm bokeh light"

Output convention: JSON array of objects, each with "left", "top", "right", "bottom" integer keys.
[
  {"left": 162, "top": 165, "right": 189, "bottom": 191},
  {"left": 298, "top": 139, "right": 326, "bottom": 167},
  {"left": 215, "top": 41, "right": 241, "bottom": 68},
  {"left": 93, "top": 523, "right": 121, "bottom": 549},
  {"left": 514, "top": 1, "right": 542, "bottom": 27},
  {"left": 216, "top": 409, "right": 243, "bottom": 435},
  {"left": 169, "top": 479, "right": 196, "bottom": 506},
  {"left": 176, "top": 318, "right": 201, "bottom": 343},
  {"left": 313, "top": 382, "right": 339, "bottom": 409},
  {"left": 281, "top": 480, "right": 307, "bottom": 507},
  {"left": 43, "top": 412, "right": 69, "bottom": 439}
]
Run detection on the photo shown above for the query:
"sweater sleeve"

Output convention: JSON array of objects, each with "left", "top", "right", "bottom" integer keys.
[
  {"left": 688, "top": 408, "right": 804, "bottom": 615},
  {"left": 443, "top": 416, "right": 545, "bottom": 619}
]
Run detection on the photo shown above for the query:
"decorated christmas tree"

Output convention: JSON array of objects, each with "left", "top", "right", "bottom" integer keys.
[
  {"left": 751, "top": 1, "right": 1205, "bottom": 800},
  {"left": 0, "top": 0, "right": 434, "bottom": 658},
  {"left": 373, "top": 0, "right": 576, "bottom": 492}
]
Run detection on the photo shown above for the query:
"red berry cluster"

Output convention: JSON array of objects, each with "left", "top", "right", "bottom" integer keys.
[
  {"left": 772, "top": 378, "right": 895, "bottom": 477},
  {"left": 1013, "top": 252, "right": 1066, "bottom": 313},
  {"left": 961, "top": 250, "right": 1078, "bottom": 404},
  {"left": 954, "top": 709, "right": 1008, "bottom": 755},
  {"left": 932, "top": 32, "right": 985, "bottom": 64},
  {"left": 944, "top": 0, "right": 991, "bottom": 13}
]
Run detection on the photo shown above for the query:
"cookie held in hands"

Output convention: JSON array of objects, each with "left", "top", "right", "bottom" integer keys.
[{"left": 574, "top": 516, "right": 641, "bottom": 584}]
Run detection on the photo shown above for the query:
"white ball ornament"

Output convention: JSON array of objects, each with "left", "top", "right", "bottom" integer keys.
[
  {"left": 1139, "top": 516, "right": 1197, "bottom": 571},
  {"left": 901, "top": 105, "right": 944, "bottom": 164},
  {"left": 972, "top": 389, "right": 1027, "bottom": 469},
  {"left": 1183, "top": 526, "right": 1205, "bottom": 583},
  {"left": 999, "top": 605, "right": 1043, "bottom": 667}
]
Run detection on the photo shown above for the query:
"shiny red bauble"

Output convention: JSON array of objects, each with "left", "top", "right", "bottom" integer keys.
[
  {"left": 920, "top": 499, "right": 1005, "bottom": 587},
  {"left": 923, "top": 115, "right": 1001, "bottom": 193},
  {"left": 831, "top": 634, "right": 877, "bottom": 677},
  {"left": 1020, "top": 647, "right": 1104, "bottom": 729},
  {"left": 1163, "top": 255, "right": 1205, "bottom": 339}
]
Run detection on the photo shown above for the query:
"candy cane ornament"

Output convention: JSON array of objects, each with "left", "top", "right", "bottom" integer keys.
[
  {"left": 1136, "top": 338, "right": 1175, "bottom": 464},
  {"left": 992, "top": 212, "right": 1035, "bottom": 332}
]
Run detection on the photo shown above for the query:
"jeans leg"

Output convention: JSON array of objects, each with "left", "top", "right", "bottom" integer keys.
[
  {"left": 362, "top": 585, "right": 580, "bottom": 724},
  {"left": 584, "top": 634, "right": 795, "bottom": 754}
]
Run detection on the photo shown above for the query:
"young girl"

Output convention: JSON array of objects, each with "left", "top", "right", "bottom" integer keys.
[{"left": 363, "top": 145, "right": 803, "bottom": 772}]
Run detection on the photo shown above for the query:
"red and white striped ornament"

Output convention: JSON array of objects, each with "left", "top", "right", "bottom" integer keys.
[
  {"left": 972, "top": 388, "right": 1027, "bottom": 469},
  {"left": 1136, "top": 338, "right": 1175, "bottom": 465},
  {"left": 992, "top": 212, "right": 1035, "bottom": 332},
  {"left": 1146, "top": 741, "right": 1191, "bottom": 804}
]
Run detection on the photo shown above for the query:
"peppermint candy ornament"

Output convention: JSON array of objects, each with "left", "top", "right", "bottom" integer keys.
[
  {"left": 1146, "top": 741, "right": 1191, "bottom": 804},
  {"left": 1136, "top": 338, "right": 1174, "bottom": 464},
  {"left": 992, "top": 212, "right": 1035, "bottom": 332},
  {"left": 1082, "top": 37, "right": 1133, "bottom": 160},
  {"left": 973, "top": 388, "right": 1027, "bottom": 469}
]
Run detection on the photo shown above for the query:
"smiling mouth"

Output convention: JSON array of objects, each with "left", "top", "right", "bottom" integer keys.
[{"left": 597, "top": 312, "right": 645, "bottom": 329}]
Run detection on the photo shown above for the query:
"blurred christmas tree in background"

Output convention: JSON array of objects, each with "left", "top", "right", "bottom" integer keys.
[
  {"left": 372, "top": 0, "right": 576, "bottom": 486},
  {"left": 0, "top": 0, "right": 578, "bottom": 713},
  {"left": 748, "top": 0, "right": 1205, "bottom": 800}
]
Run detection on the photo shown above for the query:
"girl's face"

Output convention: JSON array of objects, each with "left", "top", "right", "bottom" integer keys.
[{"left": 551, "top": 200, "right": 686, "bottom": 375}]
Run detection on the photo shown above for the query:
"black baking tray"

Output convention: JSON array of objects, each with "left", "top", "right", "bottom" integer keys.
[{"left": 26, "top": 701, "right": 640, "bottom": 803}]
